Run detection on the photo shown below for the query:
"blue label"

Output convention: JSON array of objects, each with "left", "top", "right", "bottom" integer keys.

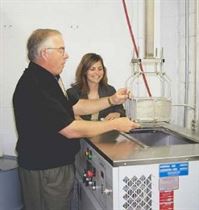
[{"left": 159, "top": 162, "right": 189, "bottom": 177}]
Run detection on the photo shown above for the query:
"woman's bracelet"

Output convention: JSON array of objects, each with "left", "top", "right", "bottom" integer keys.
[{"left": 108, "top": 97, "right": 114, "bottom": 106}]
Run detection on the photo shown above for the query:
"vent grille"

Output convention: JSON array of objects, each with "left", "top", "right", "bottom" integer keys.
[{"left": 122, "top": 175, "right": 152, "bottom": 210}]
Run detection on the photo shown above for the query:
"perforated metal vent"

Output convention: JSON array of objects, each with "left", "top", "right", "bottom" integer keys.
[{"left": 122, "top": 175, "right": 152, "bottom": 210}]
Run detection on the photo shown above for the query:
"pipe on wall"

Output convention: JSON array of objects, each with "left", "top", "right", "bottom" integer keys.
[
  {"left": 184, "top": 0, "right": 190, "bottom": 127},
  {"left": 145, "top": 0, "right": 154, "bottom": 58},
  {"left": 184, "top": 0, "right": 198, "bottom": 131},
  {"left": 191, "top": 0, "right": 198, "bottom": 131},
  {"left": 185, "top": 0, "right": 198, "bottom": 131},
  {"left": 196, "top": 0, "right": 199, "bottom": 130}
]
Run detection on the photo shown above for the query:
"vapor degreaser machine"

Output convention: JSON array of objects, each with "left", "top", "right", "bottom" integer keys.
[
  {"left": 75, "top": 57, "right": 199, "bottom": 210},
  {"left": 75, "top": 122, "right": 199, "bottom": 210}
]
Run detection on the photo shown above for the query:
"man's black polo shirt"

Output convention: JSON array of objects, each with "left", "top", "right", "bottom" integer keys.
[{"left": 13, "top": 62, "right": 80, "bottom": 170}]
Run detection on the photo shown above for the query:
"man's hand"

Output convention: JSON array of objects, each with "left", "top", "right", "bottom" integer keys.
[
  {"left": 112, "top": 117, "right": 140, "bottom": 133},
  {"left": 109, "top": 88, "right": 131, "bottom": 105},
  {"left": 73, "top": 88, "right": 132, "bottom": 116}
]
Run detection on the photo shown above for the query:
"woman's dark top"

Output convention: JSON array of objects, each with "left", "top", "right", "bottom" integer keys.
[{"left": 67, "top": 84, "right": 126, "bottom": 120}]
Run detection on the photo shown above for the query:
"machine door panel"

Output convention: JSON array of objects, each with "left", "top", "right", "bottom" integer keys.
[{"left": 78, "top": 182, "right": 103, "bottom": 210}]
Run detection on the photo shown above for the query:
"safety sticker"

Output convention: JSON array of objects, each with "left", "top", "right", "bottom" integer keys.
[
  {"left": 159, "top": 176, "right": 179, "bottom": 191},
  {"left": 159, "top": 162, "right": 188, "bottom": 177},
  {"left": 160, "top": 191, "right": 174, "bottom": 210}
]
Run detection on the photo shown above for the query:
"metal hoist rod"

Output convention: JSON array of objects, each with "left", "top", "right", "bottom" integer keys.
[{"left": 122, "top": 0, "right": 152, "bottom": 97}]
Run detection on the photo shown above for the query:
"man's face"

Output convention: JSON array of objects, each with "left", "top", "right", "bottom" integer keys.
[{"left": 45, "top": 35, "right": 69, "bottom": 75}]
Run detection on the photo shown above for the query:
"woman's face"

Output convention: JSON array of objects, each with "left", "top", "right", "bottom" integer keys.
[{"left": 86, "top": 61, "right": 104, "bottom": 85}]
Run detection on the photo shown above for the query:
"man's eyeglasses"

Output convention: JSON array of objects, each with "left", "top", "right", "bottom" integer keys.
[{"left": 47, "top": 47, "right": 65, "bottom": 56}]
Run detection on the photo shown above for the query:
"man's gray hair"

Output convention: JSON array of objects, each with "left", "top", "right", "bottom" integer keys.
[{"left": 27, "top": 29, "right": 61, "bottom": 61}]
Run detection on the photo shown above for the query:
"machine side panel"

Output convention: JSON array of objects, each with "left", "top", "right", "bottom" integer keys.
[{"left": 118, "top": 161, "right": 199, "bottom": 210}]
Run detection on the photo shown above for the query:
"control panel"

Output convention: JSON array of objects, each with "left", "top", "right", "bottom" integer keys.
[{"left": 75, "top": 140, "right": 113, "bottom": 209}]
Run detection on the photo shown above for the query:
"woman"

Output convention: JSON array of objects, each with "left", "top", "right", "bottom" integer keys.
[{"left": 67, "top": 53, "right": 126, "bottom": 120}]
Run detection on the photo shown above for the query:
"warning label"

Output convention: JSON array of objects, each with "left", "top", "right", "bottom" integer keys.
[{"left": 160, "top": 191, "right": 174, "bottom": 210}]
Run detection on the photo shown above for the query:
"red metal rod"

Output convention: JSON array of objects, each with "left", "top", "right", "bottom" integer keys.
[{"left": 122, "top": 0, "right": 152, "bottom": 97}]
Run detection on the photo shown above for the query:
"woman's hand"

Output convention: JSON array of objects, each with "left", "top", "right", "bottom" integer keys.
[
  {"left": 104, "top": 112, "right": 121, "bottom": 120},
  {"left": 75, "top": 115, "right": 83, "bottom": 120}
]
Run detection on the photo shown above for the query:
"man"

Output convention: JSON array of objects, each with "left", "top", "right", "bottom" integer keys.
[{"left": 13, "top": 29, "right": 139, "bottom": 210}]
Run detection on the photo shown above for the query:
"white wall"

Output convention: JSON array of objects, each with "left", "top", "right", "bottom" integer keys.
[
  {"left": 0, "top": 0, "right": 141, "bottom": 155},
  {"left": 158, "top": 0, "right": 198, "bottom": 128},
  {"left": 0, "top": 0, "right": 198, "bottom": 155}
]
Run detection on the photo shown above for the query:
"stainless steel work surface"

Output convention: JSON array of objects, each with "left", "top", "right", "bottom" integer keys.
[{"left": 86, "top": 123, "right": 199, "bottom": 166}]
